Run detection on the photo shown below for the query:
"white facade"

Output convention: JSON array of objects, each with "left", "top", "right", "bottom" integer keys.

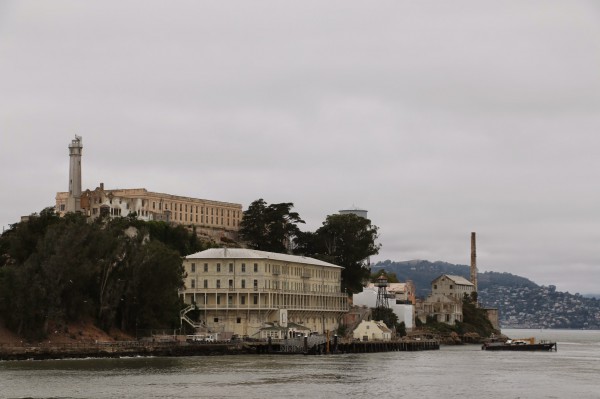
[
  {"left": 352, "top": 320, "right": 392, "bottom": 342},
  {"left": 180, "top": 248, "right": 349, "bottom": 338},
  {"left": 352, "top": 287, "right": 414, "bottom": 329}
]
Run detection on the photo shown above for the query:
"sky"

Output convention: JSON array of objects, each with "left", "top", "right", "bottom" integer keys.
[{"left": 1, "top": 1, "right": 599, "bottom": 294}]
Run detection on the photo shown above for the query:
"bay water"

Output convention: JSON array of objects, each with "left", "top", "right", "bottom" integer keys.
[{"left": 1, "top": 329, "right": 599, "bottom": 398}]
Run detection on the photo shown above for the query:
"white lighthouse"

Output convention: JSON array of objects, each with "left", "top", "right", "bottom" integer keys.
[{"left": 65, "top": 135, "right": 83, "bottom": 213}]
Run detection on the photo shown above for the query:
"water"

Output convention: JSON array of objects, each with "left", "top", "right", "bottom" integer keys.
[{"left": 1, "top": 329, "right": 599, "bottom": 399}]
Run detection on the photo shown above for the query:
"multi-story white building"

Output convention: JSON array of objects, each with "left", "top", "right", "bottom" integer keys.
[{"left": 180, "top": 248, "right": 349, "bottom": 338}]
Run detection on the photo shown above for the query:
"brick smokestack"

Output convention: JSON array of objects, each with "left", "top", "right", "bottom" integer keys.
[{"left": 471, "top": 232, "right": 478, "bottom": 292}]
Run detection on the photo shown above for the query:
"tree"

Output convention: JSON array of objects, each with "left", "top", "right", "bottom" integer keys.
[
  {"left": 239, "top": 199, "right": 305, "bottom": 253},
  {"left": 0, "top": 208, "right": 191, "bottom": 339},
  {"left": 295, "top": 213, "right": 380, "bottom": 293},
  {"left": 371, "top": 307, "right": 398, "bottom": 332}
]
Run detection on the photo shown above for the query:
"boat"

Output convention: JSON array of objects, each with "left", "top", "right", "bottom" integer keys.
[{"left": 482, "top": 338, "right": 557, "bottom": 351}]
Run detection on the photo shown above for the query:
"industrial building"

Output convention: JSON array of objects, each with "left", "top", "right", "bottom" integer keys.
[{"left": 55, "top": 136, "right": 242, "bottom": 241}]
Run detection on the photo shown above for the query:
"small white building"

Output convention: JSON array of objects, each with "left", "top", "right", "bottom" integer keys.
[
  {"left": 352, "top": 287, "right": 414, "bottom": 329},
  {"left": 353, "top": 320, "right": 392, "bottom": 342}
]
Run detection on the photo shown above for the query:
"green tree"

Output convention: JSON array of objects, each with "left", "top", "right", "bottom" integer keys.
[
  {"left": 371, "top": 307, "right": 398, "bottom": 332},
  {"left": 295, "top": 213, "right": 380, "bottom": 293},
  {"left": 0, "top": 208, "right": 191, "bottom": 339},
  {"left": 239, "top": 199, "right": 305, "bottom": 253}
]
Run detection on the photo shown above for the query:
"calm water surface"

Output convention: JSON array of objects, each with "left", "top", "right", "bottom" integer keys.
[{"left": 1, "top": 329, "right": 599, "bottom": 399}]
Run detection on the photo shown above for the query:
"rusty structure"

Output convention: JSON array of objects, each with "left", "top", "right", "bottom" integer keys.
[{"left": 470, "top": 232, "right": 478, "bottom": 293}]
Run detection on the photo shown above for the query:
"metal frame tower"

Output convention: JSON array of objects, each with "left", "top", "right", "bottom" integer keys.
[{"left": 375, "top": 274, "right": 389, "bottom": 309}]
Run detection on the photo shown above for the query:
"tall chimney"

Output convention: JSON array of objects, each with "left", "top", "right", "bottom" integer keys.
[{"left": 470, "top": 232, "right": 478, "bottom": 292}]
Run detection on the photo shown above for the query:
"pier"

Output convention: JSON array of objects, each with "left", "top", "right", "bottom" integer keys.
[{"left": 0, "top": 338, "right": 439, "bottom": 361}]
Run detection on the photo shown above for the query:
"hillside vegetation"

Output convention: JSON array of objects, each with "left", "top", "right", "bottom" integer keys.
[{"left": 0, "top": 208, "right": 209, "bottom": 340}]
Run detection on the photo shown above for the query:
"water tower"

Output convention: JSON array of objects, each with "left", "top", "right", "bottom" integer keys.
[
  {"left": 375, "top": 273, "right": 389, "bottom": 309},
  {"left": 339, "top": 207, "right": 368, "bottom": 219}
]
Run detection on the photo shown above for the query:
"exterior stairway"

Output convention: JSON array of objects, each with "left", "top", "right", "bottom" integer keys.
[{"left": 180, "top": 304, "right": 208, "bottom": 332}]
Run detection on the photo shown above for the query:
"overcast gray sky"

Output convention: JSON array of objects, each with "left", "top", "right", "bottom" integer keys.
[{"left": 1, "top": 1, "right": 599, "bottom": 294}]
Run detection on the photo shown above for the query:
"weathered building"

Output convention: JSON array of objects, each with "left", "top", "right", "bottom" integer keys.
[
  {"left": 416, "top": 275, "right": 475, "bottom": 325},
  {"left": 56, "top": 183, "right": 242, "bottom": 241},
  {"left": 179, "top": 248, "right": 349, "bottom": 338}
]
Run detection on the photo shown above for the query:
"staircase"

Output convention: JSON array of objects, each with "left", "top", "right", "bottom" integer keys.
[{"left": 180, "top": 304, "right": 207, "bottom": 331}]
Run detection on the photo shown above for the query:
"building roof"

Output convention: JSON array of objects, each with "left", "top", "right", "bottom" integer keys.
[
  {"left": 185, "top": 248, "right": 343, "bottom": 269},
  {"left": 434, "top": 274, "right": 474, "bottom": 286},
  {"left": 366, "top": 282, "right": 407, "bottom": 293}
]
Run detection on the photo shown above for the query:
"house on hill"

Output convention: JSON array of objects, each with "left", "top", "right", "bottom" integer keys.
[{"left": 416, "top": 274, "right": 475, "bottom": 325}]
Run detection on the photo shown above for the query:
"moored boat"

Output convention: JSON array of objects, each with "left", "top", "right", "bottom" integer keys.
[{"left": 482, "top": 338, "right": 557, "bottom": 351}]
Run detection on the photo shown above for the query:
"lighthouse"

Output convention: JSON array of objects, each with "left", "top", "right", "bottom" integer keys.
[{"left": 65, "top": 135, "right": 83, "bottom": 213}]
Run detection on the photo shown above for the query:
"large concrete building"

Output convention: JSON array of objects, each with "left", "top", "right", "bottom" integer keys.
[
  {"left": 56, "top": 184, "right": 242, "bottom": 240},
  {"left": 179, "top": 248, "right": 349, "bottom": 338},
  {"left": 55, "top": 137, "right": 242, "bottom": 241},
  {"left": 416, "top": 275, "right": 475, "bottom": 325}
]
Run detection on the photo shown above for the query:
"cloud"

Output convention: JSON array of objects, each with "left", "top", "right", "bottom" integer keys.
[{"left": 1, "top": 0, "right": 600, "bottom": 293}]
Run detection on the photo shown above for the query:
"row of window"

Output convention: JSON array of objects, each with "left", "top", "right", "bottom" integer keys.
[
  {"left": 190, "top": 263, "right": 259, "bottom": 273},
  {"left": 150, "top": 201, "right": 241, "bottom": 220},
  {"left": 190, "top": 279, "right": 259, "bottom": 289},
  {"left": 189, "top": 278, "right": 339, "bottom": 293},
  {"left": 189, "top": 262, "right": 340, "bottom": 281}
]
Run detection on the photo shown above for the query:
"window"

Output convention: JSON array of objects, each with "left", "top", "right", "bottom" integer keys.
[
  {"left": 191, "top": 263, "right": 196, "bottom": 273},
  {"left": 241, "top": 263, "right": 246, "bottom": 272},
  {"left": 228, "top": 295, "right": 233, "bottom": 305},
  {"left": 450, "top": 285, "right": 453, "bottom": 289},
  {"left": 216, "top": 280, "right": 221, "bottom": 289},
  {"left": 253, "top": 295, "right": 258, "bottom": 305},
  {"left": 217, "top": 263, "right": 221, "bottom": 272},
  {"left": 191, "top": 279, "right": 195, "bottom": 288},
  {"left": 434, "top": 284, "right": 437, "bottom": 289},
  {"left": 216, "top": 296, "right": 221, "bottom": 304},
  {"left": 253, "top": 280, "right": 258, "bottom": 289},
  {"left": 204, "top": 263, "right": 208, "bottom": 272},
  {"left": 241, "top": 280, "right": 246, "bottom": 289},
  {"left": 229, "top": 279, "right": 233, "bottom": 289},
  {"left": 204, "top": 280, "right": 208, "bottom": 288},
  {"left": 229, "top": 263, "right": 234, "bottom": 273},
  {"left": 254, "top": 263, "right": 258, "bottom": 273},
  {"left": 236, "top": 317, "right": 241, "bottom": 324},
  {"left": 241, "top": 296, "right": 245, "bottom": 305},
  {"left": 214, "top": 317, "right": 219, "bottom": 322}
]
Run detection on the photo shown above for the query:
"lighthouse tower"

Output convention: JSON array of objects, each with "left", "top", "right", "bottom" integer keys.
[{"left": 65, "top": 135, "right": 83, "bottom": 213}]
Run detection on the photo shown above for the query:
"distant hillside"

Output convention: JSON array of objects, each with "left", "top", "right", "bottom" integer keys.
[
  {"left": 372, "top": 260, "right": 600, "bottom": 329},
  {"left": 372, "top": 259, "right": 537, "bottom": 298}
]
